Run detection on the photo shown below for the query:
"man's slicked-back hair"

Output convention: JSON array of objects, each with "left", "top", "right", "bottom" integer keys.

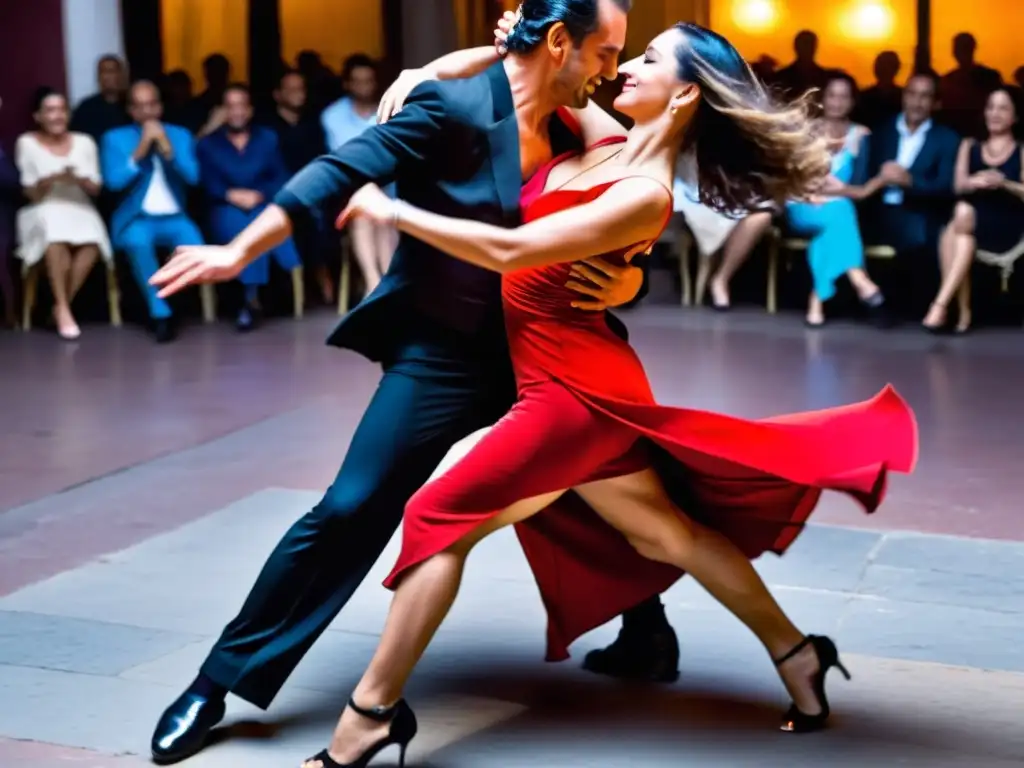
[{"left": 504, "top": 0, "right": 632, "bottom": 54}]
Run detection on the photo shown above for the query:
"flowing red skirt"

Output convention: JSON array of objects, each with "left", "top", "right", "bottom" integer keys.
[{"left": 382, "top": 310, "right": 917, "bottom": 661}]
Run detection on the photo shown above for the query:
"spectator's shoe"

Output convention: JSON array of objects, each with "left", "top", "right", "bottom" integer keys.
[
  {"left": 862, "top": 291, "right": 893, "bottom": 328},
  {"left": 154, "top": 319, "right": 176, "bottom": 344},
  {"left": 150, "top": 689, "right": 225, "bottom": 764},
  {"left": 235, "top": 304, "right": 260, "bottom": 333},
  {"left": 582, "top": 625, "right": 680, "bottom": 683}
]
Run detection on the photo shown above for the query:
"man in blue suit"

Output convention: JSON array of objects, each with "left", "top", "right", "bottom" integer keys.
[
  {"left": 853, "top": 71, "right": 959, "bottom": 315},
  {"left": 102, "top": 80, "right": 203, "bottom": 342},
  {"left": 197, "top": 84, "right": 301, "bottom": 331}
]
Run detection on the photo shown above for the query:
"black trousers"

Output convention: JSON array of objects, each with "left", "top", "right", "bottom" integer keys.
[{"left": 200, "top": 323, "right": 514, "bottom": 708}]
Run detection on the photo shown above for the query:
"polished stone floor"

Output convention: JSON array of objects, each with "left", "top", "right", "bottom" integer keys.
[{"left": 1, "top": 304, "right": 1021, "bottom": 766}]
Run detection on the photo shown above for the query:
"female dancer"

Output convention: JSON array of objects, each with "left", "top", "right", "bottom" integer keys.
[{"left": 300, "top": 22, "right": 917, "bottom": 768}]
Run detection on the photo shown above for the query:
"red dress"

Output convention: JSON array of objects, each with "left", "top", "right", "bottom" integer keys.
[{"left": 384, "top": 136, "right": 918, "bottom": 661}]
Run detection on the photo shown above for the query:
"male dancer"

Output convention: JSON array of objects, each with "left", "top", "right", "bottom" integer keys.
[{"left": 147, "top": 2, "right": 674, "bottom": 763}]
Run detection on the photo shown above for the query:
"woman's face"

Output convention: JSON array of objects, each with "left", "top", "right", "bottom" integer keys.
[
  {"left": 984, "top": 89, "right": 1017, "bottom": 135},
  {"left": 614, "top": 28, "right": 693, "bottom": 124},
  {"left": 35, "top": 94, "right": 69, "bottom": 136},
  {"left": 822, "top": 79, "right": 853, "bottom": 120}
]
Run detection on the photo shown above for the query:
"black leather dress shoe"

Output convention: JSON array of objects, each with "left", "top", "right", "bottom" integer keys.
[
  {"left": 582, "top": 626, "right": 680, "bottom": 683},
  {"left": 154, "top": 319, "right": 176, "bottom": 344},
  {"left": 151, "top": 691, "right": 226, "bottom": 764},
  {"left": 235, "top": 304, "right": 261, "bottom": 333}
]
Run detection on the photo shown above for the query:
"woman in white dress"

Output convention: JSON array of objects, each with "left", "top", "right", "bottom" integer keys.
[{"left": 16, "top": 88, "right": 112, "bottom": 339}]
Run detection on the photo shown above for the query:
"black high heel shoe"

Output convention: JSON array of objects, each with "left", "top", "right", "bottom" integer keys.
[
  {"left": 303, "top": 698, "right": 418, "bottom": 768},
  {"left": 774, "top": 635, "right": 851, "bottom": 733}
]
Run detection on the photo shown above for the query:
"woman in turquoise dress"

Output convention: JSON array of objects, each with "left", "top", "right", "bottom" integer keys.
[{"left": 785, "top": 73, "right": 884, "bottom": 326}]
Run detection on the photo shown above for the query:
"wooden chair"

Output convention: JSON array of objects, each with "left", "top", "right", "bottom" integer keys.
[
  {"left": 337, "top": 235, "right": 353, "bottom": 315},
  {"left": 671, "top": 215, "right": 781, "bottom": 311},
  {"left": 21, "top": 260, "right": 122, "bottom": 331},
  {"left": 976, "top": 237, "right": 1024, "bottom": 295},
  {"left": 290, "top": 267, "right": 305, "bottom": 319},
  {"left": 770, "top": 235, "right": 896, "bottom": 314},
  {"left": 657, "top": 218, "right": 693, "bottom": 306},
  {"left": 199, "top": 283, "right": 216, "bottom": 323}
]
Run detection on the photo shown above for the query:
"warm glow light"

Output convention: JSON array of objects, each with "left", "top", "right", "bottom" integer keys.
[
  {"left": 841, "top": 0, "right": 896, "bottom": 41},
  {"left": 732, "top": 0, "right": 780, "bottom": 34}
]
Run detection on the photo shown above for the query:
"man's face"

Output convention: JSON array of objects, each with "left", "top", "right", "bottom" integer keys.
[
  {"left": 224, "top": 89, "right": 252, "bottom": 130},
  {"left": 98, "top": 59, "right": 124, "bottom": 93},
  {"left": 276, "top": 73, "right": 307, "bottom": 111},
  {"left": 129, "top": 83, "right": 162, "bottom": 124},
  {"left": 346, "top": 65, "right": 378, "bottom": 103},
  {"left": 902, "top": 75, "right": 936, "bottom": 124},
  {"left": 555, "top": 0, "right": 627, "bottom": 108}
]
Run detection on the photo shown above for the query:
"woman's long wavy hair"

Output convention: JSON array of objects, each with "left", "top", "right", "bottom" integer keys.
[{"left": 673, "top": 23, "right": 829, "bottom": 213}]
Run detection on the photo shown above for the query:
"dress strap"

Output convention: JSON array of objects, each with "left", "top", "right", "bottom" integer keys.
[{"left": 587, "top": 135, "right": 629, "bottom": 152}]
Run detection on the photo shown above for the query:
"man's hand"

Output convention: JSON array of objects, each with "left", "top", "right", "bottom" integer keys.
[
  {"left": 150, "top": 244, "right": 246, "bottom": 298},
  {"left": 566, "top": 255, "right": 645, "bottom": 311},
  {"left": 879, "top": 161, "right": 911, "bottom": 186}
]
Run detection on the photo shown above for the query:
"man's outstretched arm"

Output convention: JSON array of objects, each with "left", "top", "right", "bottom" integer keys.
[{"left": 150, "top": 83, "right": 449, "bottom": 295}]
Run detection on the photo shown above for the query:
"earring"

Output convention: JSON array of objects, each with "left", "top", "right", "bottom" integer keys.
[{"left": 671, "top": 106, "right": 678, "bottom": 115}]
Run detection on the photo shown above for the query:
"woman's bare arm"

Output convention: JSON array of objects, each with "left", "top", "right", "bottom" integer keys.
[
  {"left": 1000, "top": 147, "right": 1024, "bottom": 200},
  {"left": 422, "top": 46, "right": 499, "bottom": 79},
  {"left": 390, "top": 178, "right": 669, "bottom": 273},
  {"left": 953, "top": 139, "right": 974, "bottom": 194}
]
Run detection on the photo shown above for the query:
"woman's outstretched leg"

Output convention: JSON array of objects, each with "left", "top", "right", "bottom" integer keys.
[
  {"left": 311, "top": 486, "right": 563, "bottom": 766},
  {"left": 576, "top": 470, "right": 834, "bottom": 719},
  {"left": 304, "top": 383, "right": 635, "bottom": 767}
]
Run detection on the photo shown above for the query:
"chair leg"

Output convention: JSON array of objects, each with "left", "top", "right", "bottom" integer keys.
[
  {"left": 291, "top": 266, "right": 305, "bottom": 318},
  {"left": 22, "top": 265, "right": 38, "bottom": 331},
  {"left": 679, "top": 231, "right": 693, "bottom": 307},
  {"left": 200, "top": 283, "right": 216, "bottom": 323},
  {"left": 694, "top": 253, "right": 713, "bottom": 308},
  {"left": 767, "top": 240, "right": 779, "bottom": 314},
  {"left": 106, "top": 262, "right": 123, "bottom": 327},
  {"left": 337, "top": 239, "right": 351, "bottom": 315}
]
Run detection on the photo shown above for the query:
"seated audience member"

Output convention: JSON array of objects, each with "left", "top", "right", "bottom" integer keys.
[
  {"left": 940, "top": 33, "right": 1003, "bottom": 138},
  {"left": 837, "top": 71, "right": 959, "bottom": 315},
  {"left": 197, "top": 84, "right": 301, "bottom": 331},
  {"left": 923, "top": 88, "right": 1024, "bottom": 334},
  {"left": 856, "top": 51, "right": 903, "bottom": 130},
  {"left": 321, "top": 54, "right": 395, "bottom": 294},
  {"left": 102, "top": 80, "right": 202, "bottom": 343},
  {"left": 16, "top": 88, "right": 112, "bottom": 339},
  {"left": 772, "top": 30, "right": 830, "bottom": 101},
  {"left": 264, "top": 69, "right": 332, "bottom": 303},
  {"left": 161, "top": 70, "right": 196, "bottom": 130},
  {"left": 0, "top": 101, "right": 18, "bottom": 327},
  {"left": 786, "top": 73, "right": 884, "bottom": 327},
  {"left": 673, "top": 152, "right": 773, "bottom": 310},
  {"left": 69, "top": 55, "right": 129, "bottom": 143}
]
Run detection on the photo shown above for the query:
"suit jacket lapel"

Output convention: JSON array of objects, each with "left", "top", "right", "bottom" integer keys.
[
  {"left": 910, "top": 131, "right": 934, "bottom": 175},
  {"left": 484, "top": 63, "right": 521, "bottom": 218}
]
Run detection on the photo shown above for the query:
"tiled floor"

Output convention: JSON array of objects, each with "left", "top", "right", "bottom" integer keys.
[{"left": 1, "top": 305, "right": 1021, "bottom": 765}]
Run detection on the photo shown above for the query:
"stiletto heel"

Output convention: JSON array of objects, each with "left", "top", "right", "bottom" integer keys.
[
  {"left": 774, "top": 635, "right": 850, "bottom": 733},
  {"left": 301, "top": 697, "right": 418, "bottom": 768}
]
